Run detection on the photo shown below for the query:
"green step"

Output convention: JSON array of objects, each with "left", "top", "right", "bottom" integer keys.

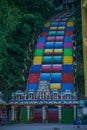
[
  {"left": 68, "top": 18, "right": 74, "bottom": 22},
  {"left": 64, "top": 49, "right": 72, "bottom": 56},
  {"left": 35, "top": 49, "right": 44, "bottom": 56}
]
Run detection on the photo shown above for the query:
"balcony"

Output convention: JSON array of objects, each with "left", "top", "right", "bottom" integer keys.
[{"left": 9, "top": 90, "right": 78, "bottom": 105}]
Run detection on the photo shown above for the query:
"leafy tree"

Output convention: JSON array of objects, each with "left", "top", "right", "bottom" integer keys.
[
  {"left": 0, "top": 0, "right": 53, "bottom": 100},
  {"left": 74, "top": 0, "right": 84, "bottom": 95}
]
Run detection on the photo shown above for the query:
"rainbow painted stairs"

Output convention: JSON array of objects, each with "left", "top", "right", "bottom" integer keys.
[
  {"left": 27, "top": 17, "right": 74, "bottom": 97},
  {"left": 25, "top": 17, "right": 76, "bottom": 123}
]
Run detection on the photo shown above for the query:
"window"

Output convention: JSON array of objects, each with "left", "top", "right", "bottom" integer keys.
[
  {"left": 65, "top": 94, "right": 71, "bottom": 100},
  {"left": 29, "top": 93, "right": 34, "bottom": 99},
  {"left": 53, "top": 93, "right": 58, "bottom": 99}
]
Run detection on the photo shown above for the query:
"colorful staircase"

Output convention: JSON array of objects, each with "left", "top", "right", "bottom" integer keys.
[
  {"left": 62, "top": 18, "right": 74, "bottom": 93},
  {"left": 27, "top": 14, "right": 76, "bottom": 123},
  {"left": 27, "top": 16, "right": 74, "bottom": 97}
]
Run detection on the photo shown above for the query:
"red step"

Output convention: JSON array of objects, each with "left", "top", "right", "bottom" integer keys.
[
  {"left": 62, "top": 74, "right": 73, "bottom": 83},
  {"left": 29, "top": 74, "right": 40, "bottom": 83}
]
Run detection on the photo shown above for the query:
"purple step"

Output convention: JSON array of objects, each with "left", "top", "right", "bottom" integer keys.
[
  {"left": 36, "top": 43, "right": 45, "bottom": 49},
  {"left": 64, "top": 42, "right": 72, "bottom": 48}
]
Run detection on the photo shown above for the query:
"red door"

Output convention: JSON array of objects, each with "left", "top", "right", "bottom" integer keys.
[
  {"left": 48, "top": 108, "right": 58, "bottom": 123},
  {"left": 33, "top": 109, "right": 42, "bottom": 123}
]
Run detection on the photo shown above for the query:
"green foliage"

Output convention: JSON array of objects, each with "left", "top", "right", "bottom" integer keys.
[
  {"left": 53, "top": 0, "right": 63, "bottom": 7},
  {"left": 0, "top": 0, "right": 53, "bottom": 100},
  {"left": 74, "top": 0, "right": 84, "bottom": 95}
]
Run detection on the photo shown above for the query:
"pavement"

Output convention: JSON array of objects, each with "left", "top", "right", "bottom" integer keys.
[{"left": 0, "top": 124, "right": 87, "bottom": 130}]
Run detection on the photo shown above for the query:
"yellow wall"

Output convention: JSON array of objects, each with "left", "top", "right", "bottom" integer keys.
[{"left": 81, "top": 0, "right": 87, "bottom": 98}]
